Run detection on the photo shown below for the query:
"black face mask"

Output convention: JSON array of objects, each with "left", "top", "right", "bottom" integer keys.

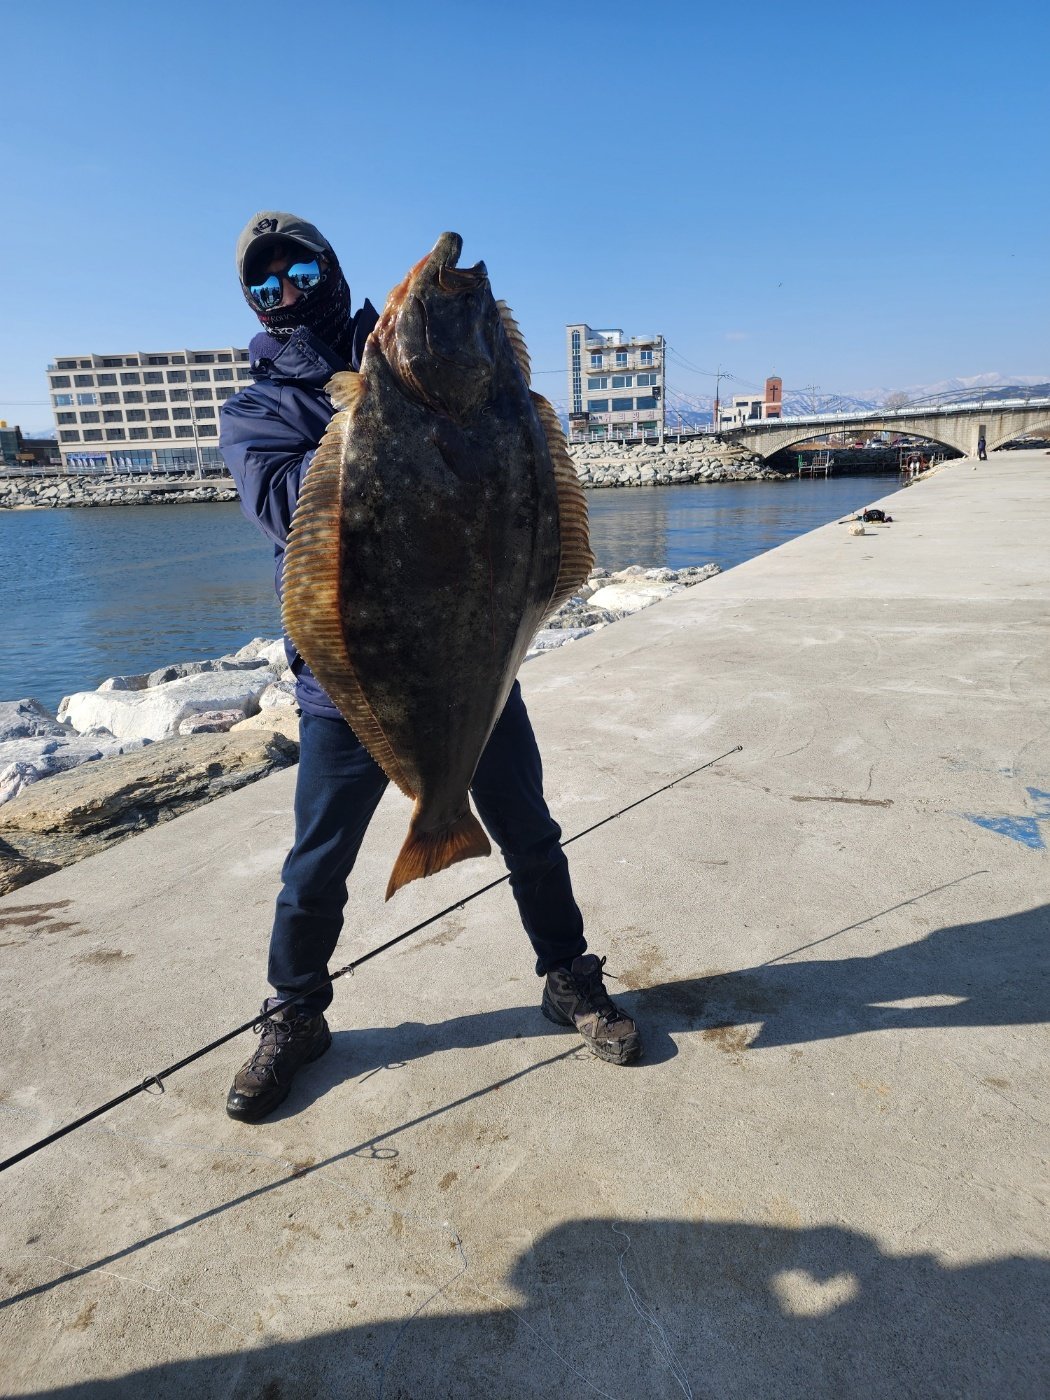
[{"left": 242, "top": 255, "right": 356, "bottom": 364}]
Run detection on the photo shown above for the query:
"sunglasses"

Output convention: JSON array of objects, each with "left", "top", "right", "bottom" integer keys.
[{"left": 248, "top": 258, "right": 324, "bottom": 310}]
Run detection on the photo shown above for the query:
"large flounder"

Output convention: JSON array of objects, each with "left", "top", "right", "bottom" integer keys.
[{"left": 282, "top": 232, "right": 592, "bottom": 899}]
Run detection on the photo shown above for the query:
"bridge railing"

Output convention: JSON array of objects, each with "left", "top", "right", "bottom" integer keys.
[{"left": 723, "top": 397, "right": 1050, "bottom": 431}]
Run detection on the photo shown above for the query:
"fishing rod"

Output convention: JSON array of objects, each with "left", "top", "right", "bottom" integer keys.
[{"left": 0, "top": 743, "right": 742, "bottom": 1175}]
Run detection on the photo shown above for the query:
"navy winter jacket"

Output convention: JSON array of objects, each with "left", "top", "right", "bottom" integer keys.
[{"left": 219, "top": 303, "right": 379, "bottom": 719}]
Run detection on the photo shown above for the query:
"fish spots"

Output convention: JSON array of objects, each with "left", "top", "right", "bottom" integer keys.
[
  {"left": 69, "top": 1300, "right": 98, "bottom": 1331},
  {"left": 702, "top": 1023, "right": 753, "bottom": 1063},
  {"left": 74, "top": 947, "right": 132, "bottom": 967}
]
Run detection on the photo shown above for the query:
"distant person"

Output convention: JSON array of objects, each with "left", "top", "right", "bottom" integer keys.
[
  {"left": 218, "top": 211, "right": 641, "bottom": 1122},
  {"left": 977, "top": 435, "right": 987, "bottom": 461}
]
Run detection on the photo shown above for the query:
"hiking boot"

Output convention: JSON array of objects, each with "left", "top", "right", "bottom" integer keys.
[
  {"left": 226, "top": 1000, "right": 332, "bottom": 1123},
  {"left": 541, "top": 954, "right": 641, "bottom": 1065}
]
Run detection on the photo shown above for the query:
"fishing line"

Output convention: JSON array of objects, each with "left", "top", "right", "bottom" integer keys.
[{"left": 0, "top": 744, "right": 742, "bottom": 1174}]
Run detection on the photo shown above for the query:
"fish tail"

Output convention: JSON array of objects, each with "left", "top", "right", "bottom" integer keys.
[{"left": 385, "top": 804, "right": 491, "bottom": 900}]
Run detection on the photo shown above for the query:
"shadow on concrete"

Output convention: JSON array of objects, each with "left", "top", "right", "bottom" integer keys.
[{"left": 26, "top": 1215, "right": 1050, "bottom": 1399}]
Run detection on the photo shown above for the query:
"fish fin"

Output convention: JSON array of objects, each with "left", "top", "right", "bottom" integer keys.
[
  {"left": 282, "top": 401, "right": 417, "bottom": 800},
  {"left": 531, "top": 391, "right": 595, "bottom": 614},
  {"left": 325, "top": 370, "right": 366, "bottom": 414},
  {"left": 496, "top": 300, "right": 532, "bottom": 383},
  {"left": 385, "top": 804, "right": 492, "bottom": 900}
]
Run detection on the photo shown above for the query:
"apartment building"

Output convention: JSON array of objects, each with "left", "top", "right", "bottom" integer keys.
[
  {"left": 46, "top": 347, "right": 253, "bottom": 472},
  {"left": 565, "top": 324, "right": 665, "bottom": 443}
]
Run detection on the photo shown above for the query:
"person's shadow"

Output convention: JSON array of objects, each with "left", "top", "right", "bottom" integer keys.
[
  {"left": 271, "top": 895, "right": 1050, "bottom": 1118},
  {"left": 28, "top": 1213, "right": 1049, "bottom": 1398}
]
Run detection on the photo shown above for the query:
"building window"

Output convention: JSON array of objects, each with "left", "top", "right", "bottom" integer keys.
[
  {"left": 587, "top": 398, "right": 609, "bottom": 412},
  {"left": 153, "top": 426, "right": 172, "bottom": 438},
  {"left": 635, "top": 396, "right": 657, "bottom": 410},
  {"left": 587, "top": 377, "right": 608, "bottom": 390},
  {"left": 74, "top": 374, "right": 94, "bottom": 387},
  {"left": 193, "top": 353, "right": 215, "bottom": 364},
  {"left": 96, "top": 374, "right": 117, "bottom": 386},
  {"left": 80, "top": 411, "right": 100, "bottom": 423},
  {"left": 59, "top": 430, "right": 81, "bottom": 442},
  {"left": 123, "top": 391, "right": 143, "bottom": 404},
  {"left": 237, "top": 367, "right": 253, "bottom": 379},
  {"left": 610, "top": 397, "right": 632, "bottom": 411},
  {"left": 149, "top": 408, "right": 170, "bottom": 421},
  {"left": 171, "top": 355, "right": 186, "bottom": 365},
  {"left": 83, "top": 429, "right": 103, "bottom": 442},
  {"left": 215, "top": 387, "right": 236, "bottom": 400},
  {"left": 637, "top": 373, "right": 656, "bottom": 386},
  {"left": 167, "top": 370, "right": 187, "bottom": 383},
  {"left": 197, "top": 423, "right": 217, "bottom": 437},
  {"left": 76, "top": 392, "right": 98, "bottom": 406},
  {"left": 192, "top": 387, "right": 212, "bottom": 401},
  {"left": 103, "top": 411, "right": 123, "bottom": 423},
  {"left": 615, "top": 352, "right": 628, "bottom": 368},
  {"left": 168, "top": 389, "right": 188, "bottom": 402},
  {"left": 100, "top": 392, "right": 120, "bottom": 404},
  {"left": 218, "top": 353, "right": 232, "bottom": 363},
  {"left": 54, "top": 393, "right": 73, "bottom": 406},
  {"left": 640, "top": 350, "right": 653, "bottom": 366},
  {"left": 194, "top": 406, "right": 215, "bottom": 419},
  {"left": 129, "top": 427, "right": 149, "bottom": 440},
  {"left": 175, "top": 425, "right": 195, "bottom": 438},
  {"left": 57, "top": 412, "right": 76, "bottom": 424},
  {"left": 105, "top": 428, "right": 125, "bottom": 441},
  {"left": 56, "top": 360, "right": 77, "bottom": 370},
  {"left": 213, "top": 368, "right": 234, "bottom": 381},
  {"left": 102, "top": 358, "right": 122, "bottom": 367},
  {"left": 172, "top": 407, "right": 191, "bottom": 420},
  {"left": 126, "top": 409, "right": 146, "bottom": 421},
  {"left": 144, "top": 371, "right": 164, "bottom": 384},
  {"left": 120, "top": 372, "right": 141, "bottom": 385},
  {"left": 590, "top": 353, "right": 603, "bottom": 368},
  {"left": 190, "top": 369, "right": 210, "bottom": 382},
  {"left": 612, "top": 375, "right": 633, "bottom": 389},
  {"left": 148, "top": 356, "right": 170, "bottom": 366},
  {"left": 51, "top": 375, "right": 71, "bottom": 388},
  {"left": 147, "top": 389, "right": 167, "bottom": 402}
]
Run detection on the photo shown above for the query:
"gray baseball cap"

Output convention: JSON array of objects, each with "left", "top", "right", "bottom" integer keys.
[{"left": 236, "top": 211, "right": 333, "bottom": 285}]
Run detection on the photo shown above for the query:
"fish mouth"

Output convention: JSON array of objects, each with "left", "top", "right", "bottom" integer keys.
[{"left": 427, "top": 231, "right": 488, "bottom": 296}]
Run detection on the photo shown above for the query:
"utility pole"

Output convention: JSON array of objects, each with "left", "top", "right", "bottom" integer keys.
[
  {"left": 189, "top": 400, "right": 204, "bottom": 480},
  {"left": 713, "top": 364, "right": 724, "bottom": 436},
  {"left": 658, "top": 334, "right": 666, "bottom": 447}
]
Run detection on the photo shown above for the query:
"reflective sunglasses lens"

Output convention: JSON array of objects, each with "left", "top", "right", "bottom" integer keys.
[
  {"left": 249, "top": 275, "right": 282, "bottom": 310},
  {"left": 286, "top": 260, "right": 322, "bottom": 293}
]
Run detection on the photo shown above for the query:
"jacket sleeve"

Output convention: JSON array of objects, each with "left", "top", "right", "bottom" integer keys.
[{"left": 219, "top": 388, "right": 316, "bottom": 547}]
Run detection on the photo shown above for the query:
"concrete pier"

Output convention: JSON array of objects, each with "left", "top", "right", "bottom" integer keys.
[{"left": 1, "top": 451, "right": 1047, "bottom": 1398}]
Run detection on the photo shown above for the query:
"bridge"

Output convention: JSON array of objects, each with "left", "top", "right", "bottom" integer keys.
[{"left": 719, "top": 397, "right": 1050, "bottom": 460}]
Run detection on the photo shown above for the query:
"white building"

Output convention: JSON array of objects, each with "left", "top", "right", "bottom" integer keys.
[
  {"left": 47, "top": 347, "right": 253, "bottom": 473},
  {"left": 716, "top": 377, "right": 783, "bottom": 430},
  {"left": 565, "top": 324, "right": 665, "bottom": 443}
]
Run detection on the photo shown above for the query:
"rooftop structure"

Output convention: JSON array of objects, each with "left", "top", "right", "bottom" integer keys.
[
  {"left": 717, "top": 376, "right": 783, "bottom": 430},
  {"left": 565, "top": 323, "right": 665, "bottom": 444},
  {"left": 46, "top": 348, "right": 252, "bottom": 474}
]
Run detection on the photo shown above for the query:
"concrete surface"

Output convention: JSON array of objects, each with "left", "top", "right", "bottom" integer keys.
[{"left": 1, "top": 452, "right": 1047, "bottom": 1398}]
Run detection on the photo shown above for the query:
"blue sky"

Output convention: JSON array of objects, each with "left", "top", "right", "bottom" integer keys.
[{"left": 2, "top": 0, "right": 1046, "bottom": 433}]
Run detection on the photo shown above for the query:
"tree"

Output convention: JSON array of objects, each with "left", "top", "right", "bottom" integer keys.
[{"left": 883, "top": 391, "right": 911, "bottom": 410}]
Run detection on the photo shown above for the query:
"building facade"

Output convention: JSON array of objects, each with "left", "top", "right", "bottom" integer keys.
[
  {"left": 565, "top": 324, "right": 665, "bottom": 443},
  {"left": 46, "top": 347, "right": 253, "bottom": 473}
]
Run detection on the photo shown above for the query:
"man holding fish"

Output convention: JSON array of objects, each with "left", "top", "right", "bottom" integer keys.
[{"left": 219, "top": 211, "right": 641, "bottom": 1123}]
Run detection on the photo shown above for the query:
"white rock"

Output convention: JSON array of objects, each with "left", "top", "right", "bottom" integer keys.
[
  {"left": 0, "top": 732, "right": 148, "bottom": 805},
  {"left": 58, "top": 668, "right": 280, "bottom": 743},
  {"left": 258, "top": 682, "right": 297, "bottom": 709},
  {"left": 588, "top": 582, "right": 683, "bottom": 613},
  {"left": 97, "top": 674, "right": 149, "bottom": 692},
  {"left": 177, "top": 709, "right": 246, "bottom": 736}
]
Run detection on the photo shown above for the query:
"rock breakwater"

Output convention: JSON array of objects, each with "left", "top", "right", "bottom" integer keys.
[
  {"left": 0, "top": 474, "right": 239, "bottom": 509},
  {"left": 569, "top": 439, "right": 786, "bottom": 488}
]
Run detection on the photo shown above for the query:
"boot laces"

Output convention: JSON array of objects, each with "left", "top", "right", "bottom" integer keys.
[
  {"left": 247, "top": 1013, "right": 295, "bottom": 1071},
  {"left": 574, "top": 956, "right": 623, "bottom": 1024}
]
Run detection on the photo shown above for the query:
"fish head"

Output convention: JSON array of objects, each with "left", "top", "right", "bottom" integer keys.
[{"left": 374, "top": 232, "right": 500, "bottom": 419}]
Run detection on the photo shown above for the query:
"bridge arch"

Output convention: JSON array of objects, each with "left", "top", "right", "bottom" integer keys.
[
  {"left": 988, "top": 417, "right": 1050, "bottom": 452},
  {"left": 756, "top": 421, "right": 964, "bottom": 459}
]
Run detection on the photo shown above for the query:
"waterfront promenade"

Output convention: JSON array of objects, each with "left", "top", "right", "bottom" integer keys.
[{"left": 0, "top": 452, "right": 1046, "bottom": 1397}]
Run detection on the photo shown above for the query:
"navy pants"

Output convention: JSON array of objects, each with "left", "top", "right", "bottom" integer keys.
[{"left": 268, "top": 682, "right": 587, "bottom": 1014}]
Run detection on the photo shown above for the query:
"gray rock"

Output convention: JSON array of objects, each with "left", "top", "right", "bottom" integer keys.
[{"left": 0, "top": 698, "right": 65, "bottom": 742}]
